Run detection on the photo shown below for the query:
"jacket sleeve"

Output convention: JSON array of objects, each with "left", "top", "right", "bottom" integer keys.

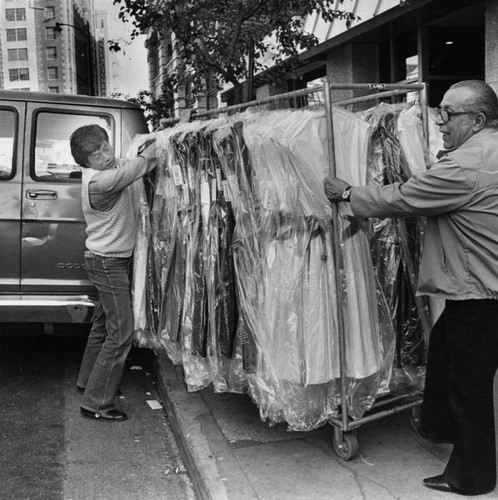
[{"left": 351, "top": 156, "right": 473, "bottom": 218}]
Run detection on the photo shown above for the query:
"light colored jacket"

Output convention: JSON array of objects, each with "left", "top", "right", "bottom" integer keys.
[{"left": 351, "top": 127, "right": 498, "bottom": 300}]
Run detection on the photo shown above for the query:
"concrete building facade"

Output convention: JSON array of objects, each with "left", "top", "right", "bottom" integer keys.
[{"left": 0, "top": 0, "right": 97, "bottom": 95}]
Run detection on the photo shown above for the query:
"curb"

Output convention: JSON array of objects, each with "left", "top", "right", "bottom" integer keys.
[{"left": 152, "top": 352, "right": 230, "bottom": 500}]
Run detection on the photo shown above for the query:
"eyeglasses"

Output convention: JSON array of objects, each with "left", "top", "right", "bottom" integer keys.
[
  {"left": 89, "top": 142, "right": 114, "bottom": 160},
  {"left": 435, "top": 107, "right": 470, "bottom": 124}
]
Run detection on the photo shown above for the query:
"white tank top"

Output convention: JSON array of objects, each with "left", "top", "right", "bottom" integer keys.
[{"left": 81, "top": 168, "right": 136, "bottom": 257}]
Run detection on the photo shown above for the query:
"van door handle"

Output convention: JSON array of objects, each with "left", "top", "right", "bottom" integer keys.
[{"left": 26, "top": 189, "right": 58, "bottom": 200}]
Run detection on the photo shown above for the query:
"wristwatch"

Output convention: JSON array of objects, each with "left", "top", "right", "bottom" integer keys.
[{"left": 341, "top": 186, "right": 352, "bottom": 202}]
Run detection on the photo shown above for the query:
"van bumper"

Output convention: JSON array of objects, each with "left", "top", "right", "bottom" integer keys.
[{"left": 0, "top": 295, "right": 97, "bottom": 323}]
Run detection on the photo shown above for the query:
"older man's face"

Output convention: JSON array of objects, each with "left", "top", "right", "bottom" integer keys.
[{"left": 437, "top": 87, "right": 477, "bottom": 150}]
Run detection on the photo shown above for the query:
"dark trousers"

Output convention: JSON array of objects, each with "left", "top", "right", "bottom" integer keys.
[{"left": 421, "top": 299, "right": 498, "bottom": 495}]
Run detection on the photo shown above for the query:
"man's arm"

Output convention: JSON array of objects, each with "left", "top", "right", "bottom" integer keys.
[
  {"left": 324, "top": 156, "right": 472, "bottom": 219},
  {"left": 351, "top": 158, "right": 472, "bottom": 219},
  {"left": 89, "top": 143, "right": 157, "bottom": 211}
]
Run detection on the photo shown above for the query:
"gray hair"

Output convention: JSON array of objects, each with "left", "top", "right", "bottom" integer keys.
[{"left": 450, "top": 80, "right": 498, "bottom": 128}]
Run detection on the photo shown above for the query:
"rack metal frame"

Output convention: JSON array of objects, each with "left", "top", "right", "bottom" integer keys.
[
  {"left": 164, "top": 79, "right": 430, "bottom": 460},
  {"left": 323, "top": 81, "right": 430, "bottom": 459}
]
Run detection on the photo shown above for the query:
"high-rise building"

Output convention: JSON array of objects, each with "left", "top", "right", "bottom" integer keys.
[
  {"left": 94, "top": 0, "right": 148, "bottom": 97},
  {"left": 0, "top": 0, "right": 97, "bottom": 95}
]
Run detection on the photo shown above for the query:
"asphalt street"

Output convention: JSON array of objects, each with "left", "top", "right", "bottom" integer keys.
[{"left": 0, "top": 323, "right": 195, "bottom": 500}]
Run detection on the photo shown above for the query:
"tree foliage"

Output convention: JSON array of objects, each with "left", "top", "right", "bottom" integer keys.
[
  {"left": 113, "top": 0, "right": 357, "bottom": 96},
  {"left": 110, "top": 80, "right": 175, "bottom": 129}
]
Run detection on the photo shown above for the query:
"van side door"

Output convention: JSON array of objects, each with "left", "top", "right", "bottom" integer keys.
[
  {"left": 21, "top": 104, "right": 118, "bottom": 296},
  {"left": 0, "top": 102, "right": 24, "bottom": 294}
]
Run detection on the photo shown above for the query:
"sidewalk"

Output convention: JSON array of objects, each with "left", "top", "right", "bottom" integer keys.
[{"left": 153, "top": 352, "right": 495, "bottom": 500}]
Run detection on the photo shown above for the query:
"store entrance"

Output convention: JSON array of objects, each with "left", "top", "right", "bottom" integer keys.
[
  {"left": 380, "top": 2, "right": 485, "bottom": 107},
  {"left": 424, "top": 3, "right": 485, "bottom": 106}
]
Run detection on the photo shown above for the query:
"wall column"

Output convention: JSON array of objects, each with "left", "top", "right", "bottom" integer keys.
[
  {"left": 485, "top": 0, "right": 498, "bottom": 94},
  {"left": 326, "top": 45, "right": 354, "bottom": 101},
  {"left": 326, "top": 43, "right": 380, "bottom": 101}
]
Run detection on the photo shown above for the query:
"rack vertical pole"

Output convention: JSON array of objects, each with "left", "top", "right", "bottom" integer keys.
[
  {"left": 418, "top": 82, "right": 433, "bottom": 362},
  {"left": 323, "top": 78, "right": 350, "bottom": 432}
]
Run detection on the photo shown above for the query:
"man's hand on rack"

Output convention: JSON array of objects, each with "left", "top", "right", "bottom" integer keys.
[
  {"left": 137, "top": 138, "right": 156, "bottom": 159},
  {"left": 324, "top": 176, "right": 352, "bottom": 203}
]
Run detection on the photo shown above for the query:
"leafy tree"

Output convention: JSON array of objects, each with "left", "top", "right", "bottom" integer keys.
[
  {"left": 110, "top": 79, "right": 175, "bottom": 129},
  {"left": 113, "top": 0, "right": 356, "bottom": 103}
]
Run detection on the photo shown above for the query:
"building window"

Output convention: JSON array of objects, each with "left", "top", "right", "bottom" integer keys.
[
  {"left": 8, "top": 48, "right": 28, "bottom": 62},
  {"left": 6, "top": 28, "right": 27, "bottom": 41},
  {"left": 46, "top": 47, "right": 57, "bottom": 60},
  {"left": 5, "top": 8, "right": 26, "bottom": 21},
  {"left": 148, "top": 34, "right": 160, "bottom": 80},
  {"left": 46, "top": 27, "right": 56, "bottom": 40},
  {"left": 45, "top": 6, "right": 55, "bottom": 20},
  {"left": 48, "top": 86, "right": 59, "bottom": 93},
  {"left": 9, "top": 68, "right": 29, "bottom": 81},
  {"left": 47, "top": 67, "right": 58, "bottom": 80}
]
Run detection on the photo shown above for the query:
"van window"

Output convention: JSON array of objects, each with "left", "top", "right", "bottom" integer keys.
[
  {"left": 33, "top": 112, "right": 114, "bottom": 181},
  {"left": 0, "top": 108, "right": 16, "bottom": 180}
]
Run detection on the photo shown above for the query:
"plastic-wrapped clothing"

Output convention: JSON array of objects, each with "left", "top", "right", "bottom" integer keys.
[
  {"left": 129, "top": 100, "right": 430, "bottom": 430},
  {"left": 397, "top": 106, "right": 434, "bottom": 174},
  {"left": 202, "top": 129, "right": 239, "bottom": 362},
  {"left": 235, "top": 107, "right": 391, "bottom": 425},
  {"left": 151, "top": 118, "right": 238, "bottom": 391},
  {"left": 209, "top": 197, "right": 238, "bottom": 358},
  {"left": 211, "top": 121, "right": 259, "bottom": 391},
  {"left": 169, "top": 126, "right": 211, "bottom": 389},
  {"left": 363, "top": 105, "right": 432, "bottom": 375},
  {"left": 123, "top": 133, "right": 162, "bottom": 349},
  {"left": 132, "top": 181, "right": 151, "bottom": 344},
  {"left": 191, "top": 217, "right": 209, "bottom": 357}
]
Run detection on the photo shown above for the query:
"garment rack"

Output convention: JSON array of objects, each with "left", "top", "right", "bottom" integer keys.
[{"left": 162, "top": 79, "right": 430, "bottom": 460}]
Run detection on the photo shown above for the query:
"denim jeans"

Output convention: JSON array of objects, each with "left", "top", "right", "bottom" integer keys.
[{"left": 77, "top": 252, "right": 134, "bottom": 412}]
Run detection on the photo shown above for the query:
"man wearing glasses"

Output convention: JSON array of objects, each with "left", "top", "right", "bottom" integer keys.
[
  {"left": 70, "top": 125, "right": 157, "bottom": 423},
  {"left": 324, "top": 80, "right": 498, "bottom": 496}
]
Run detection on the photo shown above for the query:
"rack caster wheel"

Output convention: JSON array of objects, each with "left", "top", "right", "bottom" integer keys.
[{"left": 333, "top": 429, "right": 359, "bottom": 460}]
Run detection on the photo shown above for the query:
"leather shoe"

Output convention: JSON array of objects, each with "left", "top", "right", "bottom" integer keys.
[
  {"left": 80, "top": 407, "right": 128, "bottom": 422},
  {"left": 423, "top": 475, "right": 454, "bottom": 492}
]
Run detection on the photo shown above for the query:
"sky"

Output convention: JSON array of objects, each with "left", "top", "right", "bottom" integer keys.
[
  {"left": 114, "top": 33, "right": 149, "bottom": 96},
  {"left": 95, "top": 0, "right": 149, "bottom": 96}
]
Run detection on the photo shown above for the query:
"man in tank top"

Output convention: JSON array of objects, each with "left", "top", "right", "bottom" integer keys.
[{"left": 70, "top": 124, "right": 157, "bottom": 422}]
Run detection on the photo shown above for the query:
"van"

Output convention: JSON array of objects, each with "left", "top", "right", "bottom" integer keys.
[{"left": 0, "top": 90, "right": 148, "bottom": 328}]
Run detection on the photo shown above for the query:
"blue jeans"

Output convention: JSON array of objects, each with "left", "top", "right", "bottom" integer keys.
[{"left": 77, "top": 252, "right": 134, "bottom": 412}]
